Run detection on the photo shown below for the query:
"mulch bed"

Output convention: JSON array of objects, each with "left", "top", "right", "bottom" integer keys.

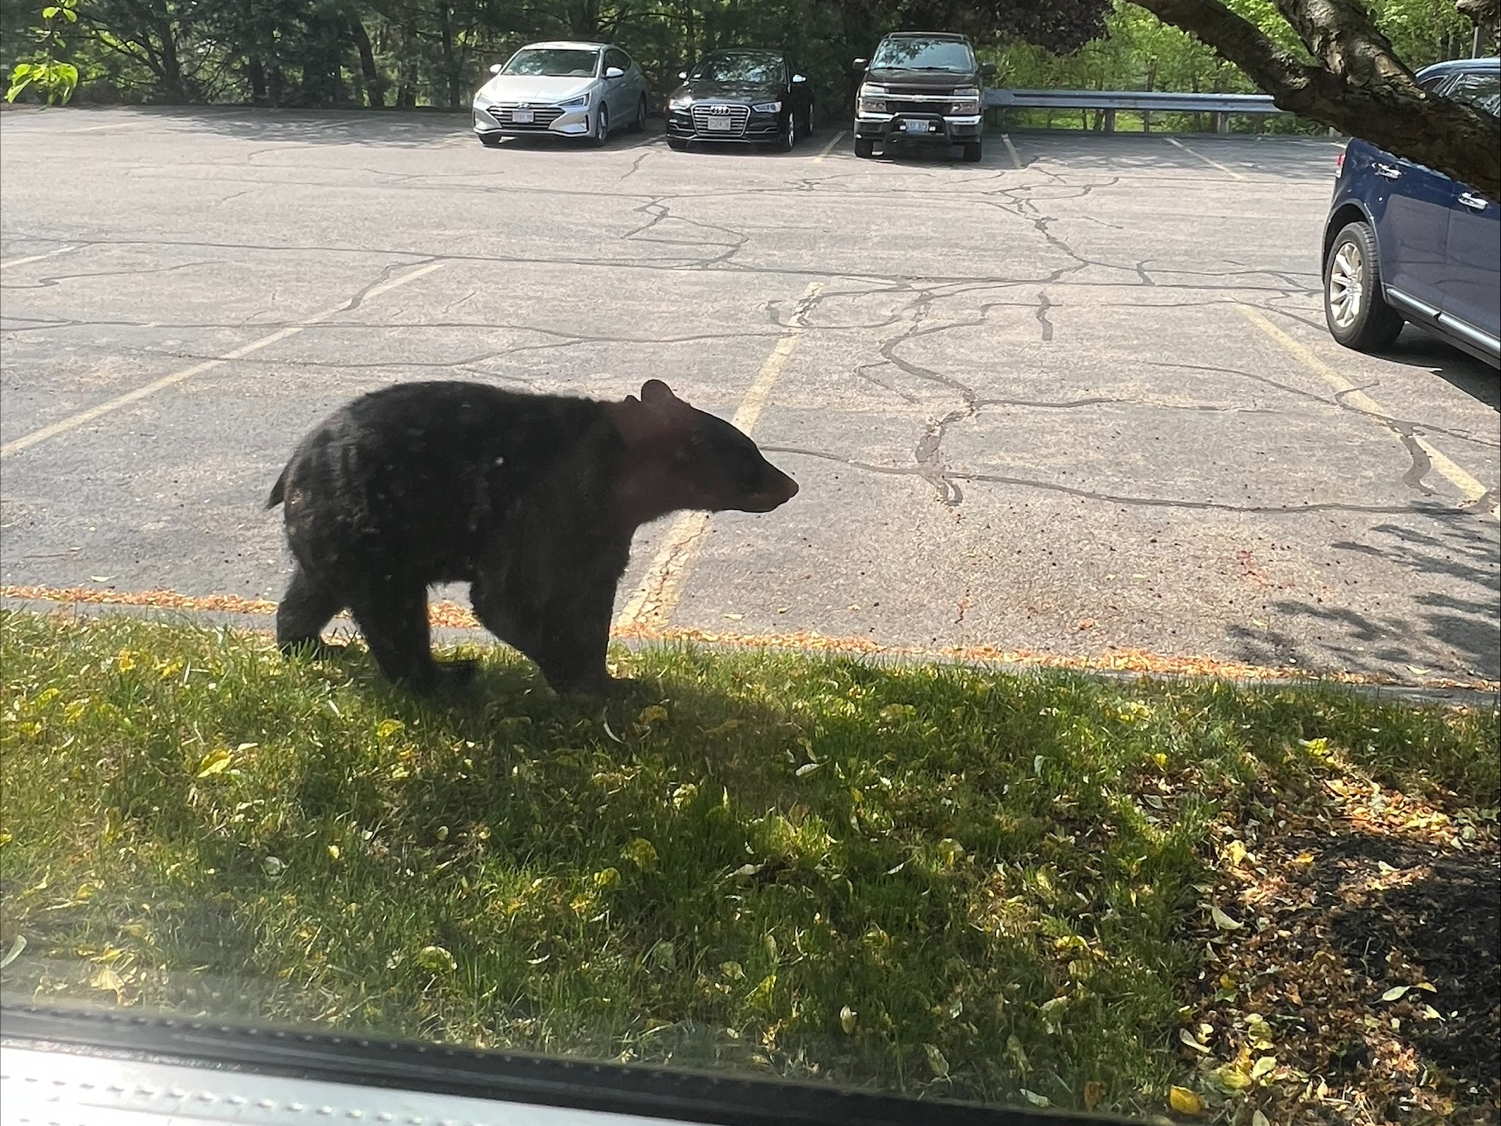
[{"left": 1190, "top": 767, "right": 1499, "bottom": 1124}]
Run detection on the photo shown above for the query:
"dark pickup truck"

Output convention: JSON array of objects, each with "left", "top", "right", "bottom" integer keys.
[{"left": 852, "top": 32, "right": 994, "bottom": 162}]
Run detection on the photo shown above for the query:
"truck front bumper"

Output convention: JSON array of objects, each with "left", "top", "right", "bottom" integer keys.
[{"left": 854, "top": 113, "right": 981, "bottom": 144}]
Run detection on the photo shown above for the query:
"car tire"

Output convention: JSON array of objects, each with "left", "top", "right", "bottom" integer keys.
[
  {"left": 478, "top": 134, "right": 502, "bottom": 148},
  {"left": 1323, "top": 221, "right": 1404, "bottom": 352},
  {"left": 804, "top": 103, "right": 814, "bottom": 135},
  {"left": 667, "top": 136, "right": 688, "bottom": 151},
  {"left": 778, "top": 112, "right": 797, "bottom": 152},
  {"left": 962, "top": 142, "right": 981, "bottom": 163},
  {"left": 629, "top": 95, "right": 647, "bottom": 133},
  {"left": 591, "top": 105, "right": 609, "bottom": 147},
  {"left": 854, "top": 137, "right": 874, "bottom": 158}
]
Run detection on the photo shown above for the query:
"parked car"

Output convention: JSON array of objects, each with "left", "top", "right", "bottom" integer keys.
[
  {"left": 1321, "top": 56, "right": 1499, "bottom": 367},
  {"left": 472, "top": 41, "right": 650, "bottom": 147},
  {"left": 665, "top": 50, "right": 813, "bottom": 151},
  {"left": 852, "top": 32, "right": 994, "bottom": 163}
]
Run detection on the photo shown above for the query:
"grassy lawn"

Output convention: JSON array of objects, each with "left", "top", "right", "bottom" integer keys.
[{"left": 1, "top": 609, "right": 1496, "bottom": 1122}]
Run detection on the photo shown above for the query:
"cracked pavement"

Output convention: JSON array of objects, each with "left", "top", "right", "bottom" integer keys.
[{"left": 1, "top": 107, "right": 1497, "bottom": 682}]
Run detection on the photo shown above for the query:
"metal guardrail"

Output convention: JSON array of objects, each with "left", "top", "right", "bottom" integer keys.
[{"left": 983, "top": 88, "right": 1286, "bottom": 133}]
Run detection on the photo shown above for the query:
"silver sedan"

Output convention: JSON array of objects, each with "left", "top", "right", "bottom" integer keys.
[{"left": 472, "top": 41, "right": 650, "bottom": 147}]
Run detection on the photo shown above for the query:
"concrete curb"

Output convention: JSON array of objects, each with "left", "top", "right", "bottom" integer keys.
[{"left": 5, "top": 596, "right": 1496, "bottom": 709}]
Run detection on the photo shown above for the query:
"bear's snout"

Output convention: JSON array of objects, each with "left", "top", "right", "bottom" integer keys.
[{"left": 742, "top": 467, "right": 798, "bottom": 512}]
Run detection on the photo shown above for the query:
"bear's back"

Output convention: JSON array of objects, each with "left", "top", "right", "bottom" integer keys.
[{"left": 283, "top": 381, "right": 622, "bottom": 580}]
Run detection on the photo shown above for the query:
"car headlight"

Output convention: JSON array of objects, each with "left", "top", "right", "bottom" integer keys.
[
  {"left": 556, "top": 92, "right": 590, "bottom": 109},
  {"left": 752, "top": 101, "right": 781, "bottom": 114},
  {"left": 950, "top": 98, "right": 980, "bottom": 114},
  {"left": 669, "top": 94, "right": 693, "bottom": 110},
  {"left": 858, "top": 83, "right": 887, "bottom": 114}
]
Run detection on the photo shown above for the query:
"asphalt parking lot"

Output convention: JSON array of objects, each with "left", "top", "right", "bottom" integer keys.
[{"left": 2, "top": 107, "right": 1497, "bottom": 683}]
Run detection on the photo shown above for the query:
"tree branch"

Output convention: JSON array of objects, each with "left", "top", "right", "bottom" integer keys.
[
  {"left": 1271, "top": 0, "right": 1415, "bottom": 85},
  {"left": 1131, "top": 0, "right": 1500, "bottom": 200}
]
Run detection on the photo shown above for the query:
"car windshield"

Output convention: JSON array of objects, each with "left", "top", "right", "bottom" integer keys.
[
  {"left": 871, "top": 37, "right": 974, "bottom": 71},
  {"left": 500, "top": 48, "right": 599, "bottom": 77},
  {"left": 691, "top": 55, "right": 780, "bottom": 83},
  {"left": 4, "top": 11, "right": 1499, "bottom": 1126},
  {"left": 1444, "top": 71, "right": 1500, "bottom": 117}
]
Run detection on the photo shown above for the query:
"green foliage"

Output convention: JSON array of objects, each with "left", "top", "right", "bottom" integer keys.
[
  {"left": 2, "top": 0, "right": 1484, "bottom": 110},
  {"left": 5, "top": 0, "right": 79, "bottom": 105},
  {"left": 994, "top": 0, "right": 1478, "bottom": 101}
]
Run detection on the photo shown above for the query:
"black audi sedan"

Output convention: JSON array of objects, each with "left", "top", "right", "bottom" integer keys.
[{"left": 665, "top": 49, "right": 813, "bottom": 151}]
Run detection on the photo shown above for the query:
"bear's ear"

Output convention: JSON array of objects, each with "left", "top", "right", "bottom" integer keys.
[
  {"left": 640, "top": 379, "right": 679, "bottom": 406},
  {"left": 610, "top": 394, "right": 670, "bottom": 446}
]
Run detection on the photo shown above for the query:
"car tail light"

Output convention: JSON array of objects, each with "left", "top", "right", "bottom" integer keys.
[{"left": 1334, "top": 151, "right": 1345, "bottom": 178}]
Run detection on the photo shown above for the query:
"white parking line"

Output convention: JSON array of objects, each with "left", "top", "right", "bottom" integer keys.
[
  {"left": 0, "top": 245, "right": 77, "bottom": 271},
  {"left": 615, "top": 281, "right": 822, "bottom": 631},
  {"left": 1166, "top": 136, "right": 1246, "bottom": 180},
  {"left": 1002, "top": 133, "right": 1022, "bottom": 169},
  {"left": 1238, "top": 305, "right": 1498, "bottom": 520},
  {"left": 0, "top": 262, "right": 445, "bottom": 459},
  {"left": 812, "top": 130, "right": 845, "bottom": 162}
]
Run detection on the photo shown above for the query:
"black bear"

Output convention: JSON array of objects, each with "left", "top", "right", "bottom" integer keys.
[{"left": 266, "top": 379, "right": 798, "bottom": 696}]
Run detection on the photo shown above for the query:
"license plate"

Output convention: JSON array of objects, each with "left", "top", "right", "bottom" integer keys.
[
  {"left": 513, "top": 109, "right": 534, "bottom": 123},
  {"left": 706, "top": 116, "right": 734, "bottom": 131},
  {"left": 903, "top": 120, "right": 929, "bottom": 134}
]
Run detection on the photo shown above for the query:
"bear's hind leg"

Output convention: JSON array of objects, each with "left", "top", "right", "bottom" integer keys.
[{"left": 276, "top": 565, "right": 343, "bottom": 656}]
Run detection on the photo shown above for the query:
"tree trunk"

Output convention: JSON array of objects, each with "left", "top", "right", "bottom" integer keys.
[
  {"left": 350, "top": 17, "right": 384, "bottom": 107},
  {"left": 155, "top": 17, "right": 188, "bottom": 101},
  {"left": 397, "top": 17, "right": 419, "bottom": 108},
  {"left": 1131, "top": 0, "right": 1501, "bottom": 200},
  {"left": 247, "top": 54, "right": 266, "bottom": 104},
  {"left": 568, "top": 0, "right": 600, "bottom": 39},
  {"left": 436, "top": 0, "right": 457, "bottom": 109}
]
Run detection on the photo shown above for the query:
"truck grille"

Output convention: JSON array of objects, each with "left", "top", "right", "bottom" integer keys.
[
  {"left": 882, "top": 85, "right": 958, "bottom": 97},
  {"left": 488, "top": 105, "right": 564, "bottom": 129},
  {"left": 888, "top": 99, "right": 949, "bottom": 116},
  {"left": 691, "top": 103, "right": 749, "bottom": 136}
]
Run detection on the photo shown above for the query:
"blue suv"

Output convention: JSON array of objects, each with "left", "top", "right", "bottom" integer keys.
[{"left": 1322, "top": 57, "right": 1499, "bottom": 367}]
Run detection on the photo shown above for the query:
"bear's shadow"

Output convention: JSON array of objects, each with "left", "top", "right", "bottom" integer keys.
[{"left": 285, "top": 635, "right": 803, "bottom": 852}]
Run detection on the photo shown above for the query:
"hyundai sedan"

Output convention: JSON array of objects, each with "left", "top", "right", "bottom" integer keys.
[{"left": 473, "top": 41, "right": 650, "bottom": 147}]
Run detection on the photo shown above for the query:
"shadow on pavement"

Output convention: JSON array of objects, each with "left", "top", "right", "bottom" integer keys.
[
  {"left": 1225, "top": 514, "right": 1501, "bottom": 680},
  {"left": 1367, "top": 325, "right": 1501, "bottom": 411}
]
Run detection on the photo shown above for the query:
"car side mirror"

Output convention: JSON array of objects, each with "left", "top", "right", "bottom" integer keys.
[
  {"left": 851, "top": 58, "right": 868, "bottom": 73},
  {"left": 792, "top": 74, "right": 807, "bottom": 84},
  {"left": 489, "top": 63, "right": 503, "bottom": 76},
  {"left": 980, "top": 63, "right": 996, "bottom": 78},
  {"left": 605, "top": 66, "right": 625, "bottom": 79},
  {"left": 678, "top": 70, "right": 688, "bottom": 80}
]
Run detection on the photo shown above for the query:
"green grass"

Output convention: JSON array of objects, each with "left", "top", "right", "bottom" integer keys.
[{"left": 1, "top": 610, "right": 1495, "bottom": 1116}]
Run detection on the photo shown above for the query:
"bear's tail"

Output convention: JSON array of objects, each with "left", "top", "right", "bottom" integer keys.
[{"left": 266, "top": 465, "right": 289, "bottom": 509}]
